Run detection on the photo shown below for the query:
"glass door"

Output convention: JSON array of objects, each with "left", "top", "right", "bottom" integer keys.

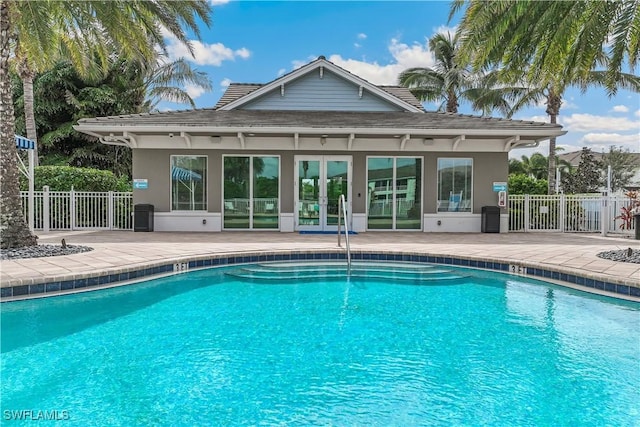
[{"left": 295, "top": 156, "right": 351, "bottom": 231}]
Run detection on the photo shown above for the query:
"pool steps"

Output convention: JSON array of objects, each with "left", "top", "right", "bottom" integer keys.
[{"left": 225, "top": 262, "right": 470, "bottom": 283}]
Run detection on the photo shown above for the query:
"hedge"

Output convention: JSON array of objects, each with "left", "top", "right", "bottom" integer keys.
[{"left": 20, "top": 166, "right": 131, "bottom": 192}]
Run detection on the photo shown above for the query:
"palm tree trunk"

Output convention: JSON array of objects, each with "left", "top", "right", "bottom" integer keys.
[
  {"left": 546, "top": 90, "right": 562, "bottom": 194},
  {"left": 446, "top": 91, "right": 458, "bottom": 113},
  {"left": 0, "top": 1, "right": 37, "bottom": 248},
  {"left": 21, "top": 67, "right": 39, "bottom": 166}
]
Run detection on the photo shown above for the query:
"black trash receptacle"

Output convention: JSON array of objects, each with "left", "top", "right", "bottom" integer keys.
[
  {"left": 134, "top": 204, "right": 154, "bottom": 232},
  {"left": 635, "top": 214, "right": 640, "bottom": 240},
  {"left": 481, "top": 206, "right": 501, "bottom": 233}
]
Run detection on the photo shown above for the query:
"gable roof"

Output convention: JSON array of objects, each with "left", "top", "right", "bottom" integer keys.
[{"left": 216, "top": 56, "right": 425, "bottom": 113}]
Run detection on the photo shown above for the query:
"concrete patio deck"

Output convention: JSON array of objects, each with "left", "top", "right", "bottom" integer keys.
[{"left": 1, "top": 231, "right": 639, "bottom": 302}]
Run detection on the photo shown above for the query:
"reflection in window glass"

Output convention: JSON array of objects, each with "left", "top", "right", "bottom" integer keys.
[
  {"left": 437, "top": 158, "right": 472, "bottom": 212},
  {"left": 367, "top": 158, "right": 393, "bottom": 229},
  {"left": 171, "top": 156, "right": 207, "bottom": 211},
  {"left": 367, "top": 157, "right": 422, "bottom": 230},
  {"left": 298, "top": 160, "right": 320, "bottom": 226},
  {"left": 223, "top": 157, "right": 250, "bottom": 228},
  {"left": 396, "top": 157, "right": 422, "bottom": 229},
  {"left": 224, "top": 156, "right": 280, "bottom": 229},
  {"left": 253, "top": 156, "right": 279, "bottom": 229}
]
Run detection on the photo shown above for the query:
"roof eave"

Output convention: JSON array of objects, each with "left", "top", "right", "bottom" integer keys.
[{"left": 74, "top": 123, "right": 566, "bottom": 139}]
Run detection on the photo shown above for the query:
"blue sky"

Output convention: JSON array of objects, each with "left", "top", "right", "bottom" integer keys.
[{"left": 160, "top": 0, "right": 640, "bottom": 158}]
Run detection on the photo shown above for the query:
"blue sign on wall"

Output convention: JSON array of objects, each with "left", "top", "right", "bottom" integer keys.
[
  {"left": 133, "top": 179, "right": 148, "bottom": 189},
  {"left": 492, "top": 182, "right": 507, "bottom": 192}
]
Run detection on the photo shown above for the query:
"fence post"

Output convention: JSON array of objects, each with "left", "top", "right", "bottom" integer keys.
[
  {"left": 70, "top": 188, "right": 76, "bottom": 230},
  {"left": 42, "top": 186, "right": 50, "bottom": 233},
  {"left": 108, "top": 191, "right": 114, "bottom": 230},
  {"left": 601, "top": 192, "right": 608, "bottom": 236},
  {"left": 524, "top": 194, "right": 530, "bottom": 232},
  {"left": 559, "top": 194, "right": 566, "bottom": 232}
]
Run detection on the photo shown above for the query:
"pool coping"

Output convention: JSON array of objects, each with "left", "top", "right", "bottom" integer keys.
[{"left": 2, "top": 249, "right": 638, "bottom": 302}]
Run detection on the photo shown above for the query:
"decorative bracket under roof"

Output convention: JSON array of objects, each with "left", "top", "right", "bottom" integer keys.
[
  {"left": 358, "top": 86, "right": 363, "bottom": 99},
  {"left": 294, "top": 132, "right": 299, "bottom": 150},
  {"left": 319, "top": 66, "right": 324, "bottom": 79},
  {"left": 180, "top": 132, "right": 192, "bottom": 148},
  {"left": 237, "top": 132, "right": 245, "bottom": 149},
  {"left": 123, "top": 131, "right": 138, "bottom": 148},
  {"left": 280, "top": 84, "right": 285, "bottom": 97},
  {"left": 503, "top": 135, "right": 520, "bottom": 151},
  {"left": 348, "top": 133, "right": 355, "bottom": 150},
  {"left": 400, "top": 134, "right": 411, "bottom": 150},
  {"left": 452, "top": 135, "right": 466, "bottom": 151}
]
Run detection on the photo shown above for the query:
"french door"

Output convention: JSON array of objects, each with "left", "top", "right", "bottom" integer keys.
[{"left": 295, "top": 156, "right": 352, "bottom": 231}]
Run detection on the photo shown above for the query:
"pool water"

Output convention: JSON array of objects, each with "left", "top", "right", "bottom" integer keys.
[{"left": 1, "top": 262, "right": 639, "bottom": 426}]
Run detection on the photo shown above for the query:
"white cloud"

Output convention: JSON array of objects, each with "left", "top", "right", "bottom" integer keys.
[
  {"left": 581, "top": 133, "right": 640, "bottom": 154},
  {"left": 185, "top": 83, "right": 207, "bottom": 99},
  {"left": 220, "top": 78, "right": 232, "bottom": 88},
  {"left": 560, "top": 113, "right": 640, "bottom": 132},
  {"left": 234, "top": 47, "right": 251, "bottom": 59},
  {"left": 610, "top": 105, "right": 629, "bottom": 113},
  {"left": 433, "top": 25, "right": 457, "bottom": 38},
  {"left": 209, "top": 0, "right": 230, "bottom": 5},
  {"left": 354, "top": 43, "right": 361, "bottom": 48},
  {"left": 579, "top": 133, "right": 640, "bottom": 152},
  {"left": 357, "top": 33, "right": 367, "bottom": 40},
  {"left": 635, "top": 109, "right": 640, "bottom": 118},
  {"left": 327, "top": 38, "right": 434, "bottom": 85},
  {"left": 165, "top": 33, "right": 251, "bottom": 66},
  {"left": 277, "top": 68, "right": 287, "bottom": 77}
]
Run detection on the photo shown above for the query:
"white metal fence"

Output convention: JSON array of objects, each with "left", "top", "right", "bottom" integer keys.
[
  {"left": 508, "top": 194, "right": 636, "bottom": 235},
  {"left": 21, "top": 190, "right": 133, "bottom": 231},
  {"left": 20, "top": 191, "right": 637, "bottom": 235}
]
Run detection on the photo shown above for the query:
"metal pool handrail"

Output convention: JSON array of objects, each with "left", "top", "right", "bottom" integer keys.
[{"left": 337, "top": 194, "right": 351, "bottom": 271}]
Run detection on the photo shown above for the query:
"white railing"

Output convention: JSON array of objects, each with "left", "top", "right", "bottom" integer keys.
[
  {"left": 19, "top": 190, "right": 636, "bottom": 236},
  {"left": 508, "top": 194, "right": 636, "bottom": 235},
  {"left": 337, "top": 194, "right": 351, "bottom": 271},
  {"left": 21, "top": 189, "right": 133, "bottom": 231}
]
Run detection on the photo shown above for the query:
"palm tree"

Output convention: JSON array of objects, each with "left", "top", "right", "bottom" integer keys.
[
  {"left": 1, "top": 1, "right": 37, "bottom": 248},
  {"left": 1, "top": 0, "right": 212, "bottom": 248},
  {"left": 398, "top": 32, "right": 522, "bottom": 115},
  {"left": 143, "top": 56, "right": 212, "bottom": 110},
  {"left": 454, "top": 0, "right": 640, "bottom": 193},
  {"left": 451, "top": 0, "right": 640, "bottom": 95},
  {"left": 500, "top": 71, "right": 640, "bottom": 193}
]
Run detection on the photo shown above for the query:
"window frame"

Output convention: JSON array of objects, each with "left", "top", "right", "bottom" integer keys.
[
  {"left": 170, "top": 154, "right": 208, "bottom": 212},
  {"left": 221, "top": 154, "right": 281, "bottom": 230},
  {"left": 436, "top": 157, "right": 473, "bottom": 213},
  {"left": 366, "top": 155, "right": 423, "bottom": 231}
]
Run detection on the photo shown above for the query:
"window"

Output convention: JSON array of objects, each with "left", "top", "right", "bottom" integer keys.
[
  {"left": 171, "top": 156, "right": 207, "bottom": 211},
  {"left": 367, "top": 157, "right": 422, "bottom": 230},
  {"left": 223, "top": 155, "right": 279, "bottom": 229},
  {"left": 437, "top": 158, "right": 472, "bottom": 213}
]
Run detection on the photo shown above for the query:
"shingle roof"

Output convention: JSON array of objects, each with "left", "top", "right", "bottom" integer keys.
[
  {"left": 378, "top": 86, "right": 425, "bottom": 111},
  {"left": 213, "top": 83, "right": 262, "bottom": 109},
  {"left": 77, "top": 109, "right": 563, "bottom": 133}
]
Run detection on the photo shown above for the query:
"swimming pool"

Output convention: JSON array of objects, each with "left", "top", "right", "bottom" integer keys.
[{"left": 1, "top": 261, "right": 638, "bottom": 425}]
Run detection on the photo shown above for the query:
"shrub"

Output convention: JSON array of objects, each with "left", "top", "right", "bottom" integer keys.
[
  {"left": 20, "top": 166, "right": 131, "bottom": 192},
  {"left": 507, "top": 174, "right": 548, "bottom": 195}
]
